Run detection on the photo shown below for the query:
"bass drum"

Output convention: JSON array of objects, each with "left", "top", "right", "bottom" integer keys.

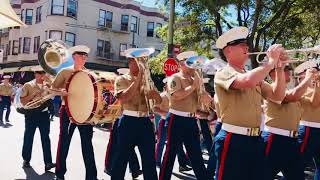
[{"left": 65, "top": 71, "right": 121, "bottom": 124}]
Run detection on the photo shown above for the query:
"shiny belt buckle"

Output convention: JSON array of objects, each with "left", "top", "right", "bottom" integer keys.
[
  {"left": 248, "top": 128, "right": 260, "bottom": 136},
  {"left": 290, "top": 131, "right": 298, "bottom": 138}
]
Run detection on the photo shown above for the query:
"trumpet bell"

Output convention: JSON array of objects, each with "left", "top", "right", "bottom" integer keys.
[
  {"left": 38, "top": 39, "right": 74, "bottom": 76},
  {"left": 124, "top": 48, "right": 155, "bottom": 58}
]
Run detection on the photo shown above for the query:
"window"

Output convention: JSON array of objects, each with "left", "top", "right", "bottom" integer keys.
[
  {"left": 8, "top": 41, "right": 11, "bottom": 55},
  {"left": 65, "top": 32, "right": 75, "bottom": 47},
  {"left": 147, "top": 22, "right": 154, "bottom": 37},
  {"left": 130, "top": 16, "right": 137, "bottom": 33},
  {"left": 34, "top": 36, "right": 40, "bottom": 53},
  {"left": 51, "top": 0, "right": 64, "bottom": 15},
  {"left": 21, "top": 9, "right": 24, "bottom": 22},
  {"left": 121, "top": 15, "right": 129, "bottom": 31},
  {"left": 119, "top": 43, "right": 127, "bottom": 59},
  {"left": 67, "top": 0, "right": 77, "bottom": 18},
  {"left": 25, "top": 9, "right": 33, "bottom": 25},
  {"left": 97, "top": 40, "right": 111, "bottom": 59},
  {"left": 19, "top": 38, "right": 22, "bottom": 54},
  {"left": 106, "top": 11, "right": 112, "bottom": 28},
  {"left": 49, "top": 30, "right": 62, "bottom": 40},
  {"left": 98, "top": 10, "right": 106, "bottom": 26},
  {"left": 12, "top": 40, "right": 19, "bottom": 55},
  {"left": 156, "top": 23, "right": 162, "bottom": 38},
  {"left": 36, "top": 6, "right": 42, "bottom": 23},
  {"left": 23, "top": 37, "right": 31, "bottom": 54}
]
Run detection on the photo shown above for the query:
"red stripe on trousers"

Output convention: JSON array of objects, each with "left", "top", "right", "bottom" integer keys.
[
  {"left": 159, "top": 114, "right": 174, "bottom": 180},
  {"left": 55, "top": 105, "right": 64, "bottom": 170},
  {"left": 155, "top": 119, "right": 165, "bottom": 161},
  {"left": 300, "top": 127, "right": 310, "bottom": 153},
  {"left": 218, "top": 132, "right": 232, "bottom": 180},
  {"left": 104, "top": 125, "right": 114, "bottom": 169},
  {"left": 265, "top": 133, "right": 274, "bottom": 156}
]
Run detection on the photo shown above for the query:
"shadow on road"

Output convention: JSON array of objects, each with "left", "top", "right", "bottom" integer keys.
[
  {"left": 14, "top": 167, "right": 55, "bottom": 180},
  {"left": 0, "top": 122, "right": 13, "bottom": 128}
]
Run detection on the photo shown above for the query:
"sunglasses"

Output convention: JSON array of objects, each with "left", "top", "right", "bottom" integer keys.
[{"left": 74, "top": 52, "right": 88, "bottom": 56}]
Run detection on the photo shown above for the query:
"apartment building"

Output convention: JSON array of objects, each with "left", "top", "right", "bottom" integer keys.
[{"left": 0, "top": 0, "right": 167, "bottom": 71}]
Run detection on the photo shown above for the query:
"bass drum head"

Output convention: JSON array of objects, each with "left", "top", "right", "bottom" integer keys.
[{"left": 66, "top": 71, "right": 96, "bottom": 124}]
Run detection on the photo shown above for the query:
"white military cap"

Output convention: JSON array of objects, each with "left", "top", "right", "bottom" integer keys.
[
  {"left": 3, "top": 75, "right": 11, "bottom": 79},
  {"left": 203, "top": 78, "right": 210, "bottom": 84},
  {"left": 69, "top": 45, "right": 90, "bottom": 55},
  {"left": 117, "top": 68, "right": 129, "bottom": 75},
  {"left": 176, "top": 51, "right": 198, "bottom": 61},
  {"left": 216, "top": 27, "right": 249, "bottom": 49},
  {"left": 162, "top": 77, "right": 168, "bottom": 84},
  {"left": 294, "top": 61, "right": 318, "bottom": 74}
]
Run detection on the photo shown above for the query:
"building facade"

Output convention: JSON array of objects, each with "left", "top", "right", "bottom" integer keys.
[{"left": 0, "top": 0, "right": 167, "bottom": 71}]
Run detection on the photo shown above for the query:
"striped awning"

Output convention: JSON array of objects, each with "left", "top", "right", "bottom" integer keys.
[
  {"left": 19, "top": 65, "right": 42, "bottom": 72},
  {"left": 0, "top": 67, "right": 20, "bottom": 73}
]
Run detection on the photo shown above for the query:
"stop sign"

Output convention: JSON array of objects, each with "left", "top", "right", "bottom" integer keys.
[{"left": 163, "top": 58, "right": 179, "bottom": 76}]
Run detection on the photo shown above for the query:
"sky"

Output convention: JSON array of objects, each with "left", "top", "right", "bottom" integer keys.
[{"left": 140, "top": 0, "right": 158, "bottom": 8}]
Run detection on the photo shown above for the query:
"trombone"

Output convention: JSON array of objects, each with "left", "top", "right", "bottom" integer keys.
[{"left": 248, "top": 45, "right": 320, "bottom": 64}]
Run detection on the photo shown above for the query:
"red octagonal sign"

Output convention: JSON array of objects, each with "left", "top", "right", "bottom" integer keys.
[{"left": 163, "top": 58, "right": 179, "bottom": 76}]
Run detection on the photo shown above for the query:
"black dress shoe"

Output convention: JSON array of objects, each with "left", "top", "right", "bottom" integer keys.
[
  {"left": 179, "top": 165, "right": 192, "bottom": 172},
  {"left": 104, "top": 168, "right": 112, "bottom": 176},
  {"left": 23, "top": 160, "right": 31, "bottom": 168},
  {"left": 45, "top": 163, "right": 55, "bottom": 171},
  {"left": 131, "top": 169, "right": 143, "bottom": 179}
]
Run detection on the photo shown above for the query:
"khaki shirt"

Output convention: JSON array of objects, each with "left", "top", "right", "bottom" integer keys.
[
  {"left": 159, "top": 92, "right": 169, "bottom": 112},
  {"left": 167, "top": 72, "right": 199, "bottom": 113},
  {"left": 20, "top": 80, "right": 48, "bottom": 99},
  {"left": 114, "top": 73, "right": 148, "bottom": 112},
  {"left": 0, "top": 83, "right": 13, "bottom": 96},
  {"left": 264, "top": 100, "right": 303, "bottom": 131},
  {"left": 214, "top": 95, "right": 221, "bottom": 119},
  {"left": 214, "top": 66, "right": 263, "bottom": 128},
  {"left": 300, "top": 87, "right": 320, "bottom": 123}
]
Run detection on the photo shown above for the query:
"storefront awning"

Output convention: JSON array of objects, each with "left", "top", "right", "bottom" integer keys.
[
  {"left": 19, "top": 65, "right": 42, "bottom": 72},
  {"left": 0, "top": 67, "right": 20, "bottom": 73}
]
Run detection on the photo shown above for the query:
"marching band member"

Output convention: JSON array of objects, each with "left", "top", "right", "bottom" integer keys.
[
  {"left": 295, "top": 63, "right": 320, "bottom": 179},
  {"left": 111, "top": 49, "right": 161, "bottom": 180},
  {"left": 20, "top": 68, "right": 55, "bottom": 171},
  {"left": 261, "top": 66, "right": 318, "bottom": 180},
  {"left": 159, "top": 51, "right": 211, "bottom": 180},
  {"left": 0, "top": 75, "right": 14, "bottom": 124},
  {"left": 213, "top": 27, "right": 286, "bottom": 180},
  {"left": 104, "top": 68, "right": 142, "bottom": 179},
  {"left": 51, "top": 45, "right": 98, "bottom": 180},
  {"left": 154, "top": 77, "right": 192, "bottom": 172}
]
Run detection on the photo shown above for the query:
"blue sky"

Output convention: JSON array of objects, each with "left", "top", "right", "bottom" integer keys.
[{"left": 140, "top": 0, "right": 158, "bottom": 7}]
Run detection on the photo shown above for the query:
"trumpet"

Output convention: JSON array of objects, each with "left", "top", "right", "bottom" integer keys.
[{"left": 248, "top": 45, "right": 320, "bottom": 64}]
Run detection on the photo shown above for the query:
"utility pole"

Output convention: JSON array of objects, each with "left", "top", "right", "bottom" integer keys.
[{"left": 167, "top": 0, "right": 175, "bottom": 58}]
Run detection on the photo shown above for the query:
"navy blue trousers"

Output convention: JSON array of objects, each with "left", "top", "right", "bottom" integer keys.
[
  {"left": 111, "top": 115, "right": 157, "bottom": 180},
  {"left": 155, "top": 118, "right": 190, "bottom": 167},
  {"left": 55, "top": 107, "right": 97, "bottom": 180},
  {"left": 261, "top": 131, "right": 304, "bottom": 180},
  {"left": 207, "top": 121, "right": 222, "bottom": 179},
  {"left": 104, "top": 118, "right": 140, "bottom": 173},
  {"left": 298, "top": 125, "right": 320, "bottom": 180},
  {"left": 199, "top": 118, "right": 213, "bottom": 152},
  {"left": 159, "top": 113, "right": 208, "bottom": 180},
  {"left": 22, "top": 111, "right": 52, "bottom": 165},
  {"left": 0, "top": 96, "right": 11, "bottom": 122},
  {"left": 214, "top": 129, "right": 264, "bottom": 180}
]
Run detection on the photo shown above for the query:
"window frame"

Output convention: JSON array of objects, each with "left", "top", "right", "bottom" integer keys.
[
  {"left": 51, "top": 0, "right": 65, "bottom": 15},
  {"left": 98, "top": 9, "right": 106, "bottom": 27},
  {"left": 119, "top": 43, "right": 127, "bottom": 59},
  {"left": 25, "top": 9, "right": 33, "bottom": 25},
  {"left": 121, "top": 15, "right": 129, "bottom": 31},
  {"left": 67, "top": 0, "right": 77, "bottom": 19},
  {"left": 131, "top": 16, "right": 138, "bottom": 33},
  {"left": 21, "top": 9, "right": 24, "bottom": 22},
  {"left": 23, "top": 37, "right": 31, "bottom": 54},
  {"left": 36, "top": 6, "right": 42, "bottom": 23},
  {"left": 106, "top": 11, "right": 113, "bottom": 28},
  {"left": 8, "top": 41, "right": 11, "bottom": 56},
  {"left": 12, "top": 40, "right": 19, "bottom": 55},
  {"left": 147, "top": 22, "right": 155, "bottom": 37},
  {"left": 49, "top": 30, "right": 63, "bottom": 40},
  {"left": 18, "top": 38, "right": 22, "bottom": 54},
  {"left": 33, "top": 36, "right": 40, "bottom": 53},
  {"left": 65, "top": 32, "right": 76, "bottom": 47}
]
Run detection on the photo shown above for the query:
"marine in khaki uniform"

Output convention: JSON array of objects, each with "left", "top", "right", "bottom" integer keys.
[
  {"left": 262, "top": 66, "right": 317, "bottom": 180},
  {"left": 20, "top": 69, "right": 55, "bottom": 172},
  {"left": 111, "top": 48, "right": 160, "bottom": 180},
  {"left": 0, "top": 75, "right": 14, "bottom": 124},
  {"left": 213, "top": 27, "right": 287, "bottom": 180},
  {"left": 294, "top": 62, "right": 320, "bottom": 179},
  {"left": 51, "top": 45, "right": 98, "bottom": 180},
  {"left": 154, "top": 78, "right": 192, "bottom": 172},
  {"left": 159, "top": 52, "right": 211, "bottom": 180}
]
